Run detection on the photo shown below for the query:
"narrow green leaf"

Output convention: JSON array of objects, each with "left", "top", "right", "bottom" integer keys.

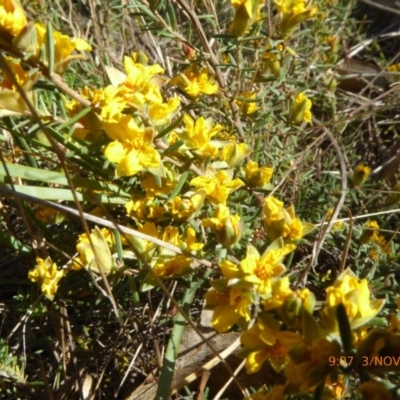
[
  {"left": 155, "top": 284, "right": 198, "bottom": 400},
  {"left": 0, "top": 162, "right": 68, "bottom": 185},
  {"left": 156, "top": 114, "right": 184, "bottom": 139},
  {"left": 1, "top": 184, "right": 127, "bottom": 204},
  {"left": 337, "top": 303, "right": 353, "bottom": 354},
  {"left": 168, "top": 171, "right": 188, "bottom": 201},
  {"left": 0, "top": 229, "right": 32, "bottom": 254},
  {"left": 46, "top": 22, "right": 55, "bottom": 74},
  {"left": 163, "top": 140, "right": 184, "bottom": 156},
  {"left": 58, "top": 107, "right": 92, "bottom": 130}
]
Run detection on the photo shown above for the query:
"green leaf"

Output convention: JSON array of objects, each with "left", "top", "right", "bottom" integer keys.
[
  {"left": 1, "top": 184, "right": 127, "bottom": 204},
  {"left": 168, "top": 171, "right": 188, "bottom": 201},
  {"left": 336, "top": 303, "right": 353, "bottom": 353},
  {"left": 155, "top": 281, "right": 198, "bottom": 400},
  {"left": 46, "top": 22, "right": 55, "bottom": 74},
  {"left": 264, "top": 237, "right": 285, "bottom": 253},
  {"left": 140, "top": 273, "right": 157, "bottom": 292},
  {"left": 156, "top": 114, "right": 184, "bottom": 139},
  {"left": 0, "top": 162, "right": 68, "bottom": 185}
]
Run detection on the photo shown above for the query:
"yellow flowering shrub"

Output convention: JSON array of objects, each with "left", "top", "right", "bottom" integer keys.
[{"left": 2, "top": 0, "right": 397, "bottom": 398}]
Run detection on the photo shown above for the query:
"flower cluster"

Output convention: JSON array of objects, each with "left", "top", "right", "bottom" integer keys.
[
  {"left": 0, "top": 0, "right": 91, "bottom": 116},
  {"left": 5, "top": 0, "right": 395, "bottom": 398},
  {"left": 67, "top": 54, "right": 180, "bottom": 178}
]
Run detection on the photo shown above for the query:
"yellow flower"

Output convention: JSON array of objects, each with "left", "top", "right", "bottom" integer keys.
[
  {"left": 322, "top": 375, "right": 347, "bottom": 400},
  {"left": 320, "top": 269, "right": 385, "bottom": 333},
  {"left": 202, "top": 204, "right": 243, "bottom": 247},
  {"left": 105, "top": 138, "right": 161, "bottom": 177},
  {"left": 34, "top": 23, "right": 92, "bottom": 74},
  {"left": 263, "top": 277, "right": 315, "bottom": 327},
  {"left": 121, "top": 55, "right": 181, "bottom": 118},
  {"left": 125, "top": 197, "right": 165, "bottom": 222},
  {"left": 0, "top": 58, "right": 31, "bottom": 89},
  {"left": 353, "top": 162, "right": 371, "bottom": 187},
  {"left": 35, "top": 206, "right": 57, "bottom": 223},
  {"left": 148, "top": 96, "right": 181, "bottom": 125},
  {"left": 181, "top": 226, "right": 204, "bottom": 252},
  {"left": 240, "top": 244, "right": 295, "bottom": 294},
  {"left": 169, "top": 191, "right": 205, "bottom": 221},
  {"left": 360, "top": 220, "right": 380, "bottom": 243},
  {"left": 274, "top": 0, "right": 318, "bottom": 36},
  {"left": 128, "top": 221, "right": 159, "bottom": 262},
  {"left": 243, "top": 161, "right": 273, "bottom": 188},
  {"left": 104, "top": 53, "right": 180, "bottom": 124},
  {"left": 388, "top": 62, "right": 400, "bottom": 82},
  {"left": 388, "top": 62, "right": 400, "bottom": 73},
  {"left": 205, "top": 259, "right": 253, "bottom": 332},
  {"left": 161, "top": 226, "right": 181, "bottom": 247},
  {"left": 290, "top": 92, "right": 312, "bottom": 123},
  {"left": 177, "top": 114, "right": 221, "bottom": 158},
  {"left": 123, "top": 54, "right": 164, "bottom": 96},
  {"left": 141, "top": 171, "right": 177, "bottom": 198},
  {"left": 235, "top": 91, "right": 260, "bottom": 114},
  {"left": 28, "top": 257, "right": 65, "bottom": 301},
  {"left": 240, "top": 318, "right": 297, "bottom": 373},
  {"left": 152, "top": 255, "right": 192, "bottom": 278},
  {"left": 170, "top": 65, "right": 218, "bottom": 97},
  {"left": 190, "top": 170, "right": 244, "bottom": 204},
  {"left": 262, "top": 44, "right": 284, "bottom": 77},
  {"left": 352, "top": 326, "right": 369, "bottom": 347},
  {"left": 104, "top": 123, "right": 161, "bottom": 178},
  {"left": 325, "top": 209, "right": 345, "bottom": 231},
  {"left": 0, "top": 58, "right": 38, "bottom": 116},
  {"left": 220, "top": 142, "right": 251, "bottom": 167},
  {"left": 65, "top": 85, "right": 123, "bottom": 138},
  {"left": 262, "top": 276, "right": 293, "bottom": 311},
  {"left": 284, "top": 338, "right": 341, "bottom": 393},
  {"left": 74, "top": 227, "right": 113, "bottom": 275},
  {"left": 0, "top": 0, "right": 27, "bottom": 37},
  {"left": 229, "top": 0, "right": 263, "bottom": 36},
  {"left": 52, "top": 31, "right": 91, "bottom": 74},
  {"left": 205, "top": 286, "right": 253, "bottom": 333},
  {"left": 64, "top": 87, "right": 104, "bottom": 140},
  {"left": 95, "top": 86, "right": 127, "bottom": 126},
  {"left": 263, "top": 196, "right": 311, "bottom": 241},
  {"left": 137, "top": 225, "right": 203, "bottom": 284}
]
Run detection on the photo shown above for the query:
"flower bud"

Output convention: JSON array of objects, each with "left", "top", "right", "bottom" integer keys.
[{"left": 353, "top": 163, "right": 371, "bottom": 187}]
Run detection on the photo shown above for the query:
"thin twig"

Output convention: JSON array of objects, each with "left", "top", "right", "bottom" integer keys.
[
  {"left": 0, "top": 184, "right": 213, "bottom": 268},
  {"left": 297, "top": 117, "right": 348, "bottom": 287}
]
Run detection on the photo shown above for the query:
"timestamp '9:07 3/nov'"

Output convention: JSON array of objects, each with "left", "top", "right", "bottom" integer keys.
[{"left": 329, "top": 356, "right": 400, "bottom": 367}]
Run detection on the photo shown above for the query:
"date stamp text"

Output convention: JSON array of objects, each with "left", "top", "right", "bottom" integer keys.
[{"left": 329, "top": 356, "right": 400, "bottom": 367}]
